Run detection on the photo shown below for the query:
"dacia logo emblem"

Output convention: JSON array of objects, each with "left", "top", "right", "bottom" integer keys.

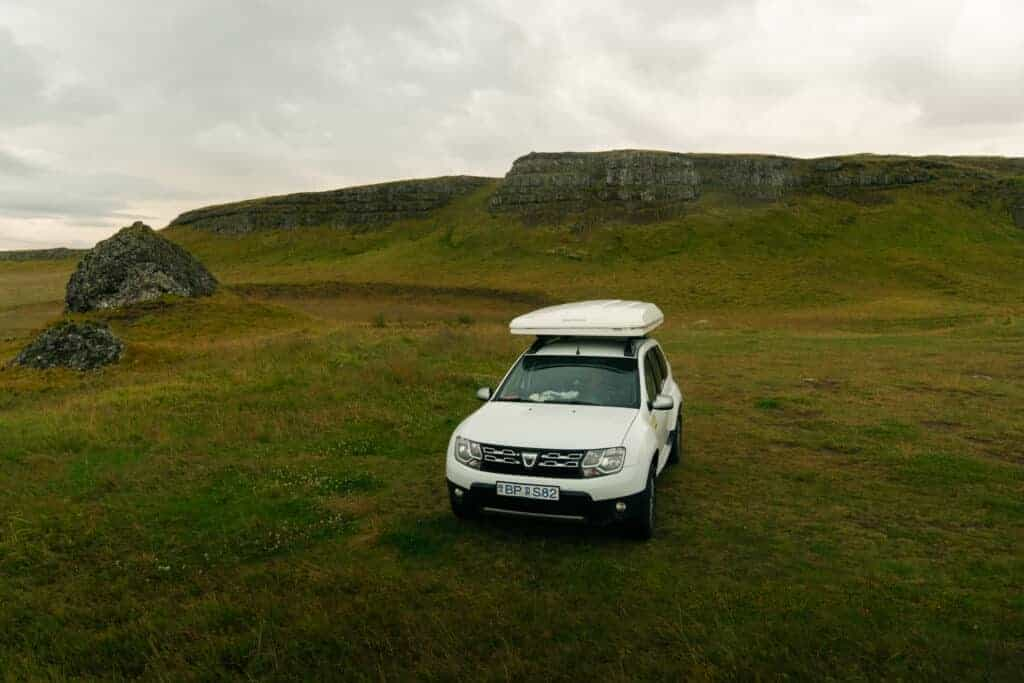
[{"left": 521, "top": 451, "right": 538, "bottom": 468}]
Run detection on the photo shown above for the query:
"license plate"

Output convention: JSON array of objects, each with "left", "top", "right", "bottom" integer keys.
[{"left": 495, "top": 481, "right": 560, "bottom": 501}]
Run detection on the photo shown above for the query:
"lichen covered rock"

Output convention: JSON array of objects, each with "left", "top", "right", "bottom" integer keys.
[
  {"left": 14, "top": 321, "right": 124, "bottom": 370},
  {"left": 66, "top": 222, "right": 217, "bottom": 312}
]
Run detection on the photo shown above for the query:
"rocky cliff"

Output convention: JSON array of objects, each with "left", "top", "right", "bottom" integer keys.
[
  {"left": 488, "top": 150, "right": 945, "bottom": 214},
  {"left": 169, "top": 176, "right": 494, "bottom": 234},
  {"left": 164, "top": 151, "right": 1024, "bottom": 231},
  {"left": 486, "top": 150, "right": 701, "bottom": 214}
]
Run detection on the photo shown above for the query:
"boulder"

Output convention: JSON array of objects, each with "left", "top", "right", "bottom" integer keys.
[
  {"left": 14, "top": 321, "right": 124, "bottom": 370},
  {"left": 66, "top": 222, "right": 217, "bottom": 312}
]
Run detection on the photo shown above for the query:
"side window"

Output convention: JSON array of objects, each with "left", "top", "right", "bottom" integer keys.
[
  {"left": 651, "top": 349, "right": 666, "bottom": 390},
  {"left": 644, "top": 350, "right": 662, "bottom": 403},
  {"left": 653, "top": 347, "right": 669, "bottom": 386}
]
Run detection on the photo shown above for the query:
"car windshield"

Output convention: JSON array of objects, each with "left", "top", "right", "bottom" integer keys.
[{"left": 494, "top": 355, "right": 640, "bottom": 409}]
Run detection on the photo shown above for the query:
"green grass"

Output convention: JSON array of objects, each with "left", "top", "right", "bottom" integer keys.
[{"left": 1, "top": 179, "right": 1022, "bottom": 679}]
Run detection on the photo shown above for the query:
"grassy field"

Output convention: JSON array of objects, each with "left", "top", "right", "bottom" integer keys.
[{"left": 1, "top": 182, "right": 1023, "bottom": 679}]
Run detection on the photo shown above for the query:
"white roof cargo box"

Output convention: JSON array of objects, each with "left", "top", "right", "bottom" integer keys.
[{"left": 510, "top": 300, "right": 664, "bottom": 338}]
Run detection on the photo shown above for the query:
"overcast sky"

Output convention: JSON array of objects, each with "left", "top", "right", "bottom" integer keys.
[{"left": 1, "top": 0, "right": 1022, "bottom": 249}]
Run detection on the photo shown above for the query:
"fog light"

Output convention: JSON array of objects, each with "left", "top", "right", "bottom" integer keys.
[
  {"left": 454, "top": 488, "right": 464, "bottom": 498},
  {"left": 615, "top": 502, "right": 627, "bottom": 513}
]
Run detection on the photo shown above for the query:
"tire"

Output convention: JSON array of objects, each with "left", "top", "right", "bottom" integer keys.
[
  {"left": 667, "top": 414, "right": 682, "bottom": 465},
  {"left": 629, "top": 463, "right": 657, "bottom": 540},
  {"left": 450, "top": 495, "right": 477, "bottom": 520}
]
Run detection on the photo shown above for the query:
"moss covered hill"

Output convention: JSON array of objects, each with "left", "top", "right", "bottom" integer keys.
[
  {"left": 2, "top": 152, "right": 1024, "bottom": 679},
  {"left": 163, "top": 150, "right": 1024, "bottom": 313}
]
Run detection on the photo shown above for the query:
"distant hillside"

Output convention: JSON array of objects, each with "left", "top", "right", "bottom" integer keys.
[
  {"left": 0, "top": 247, "right": 85, "bottom": 262},
  {"left": 168, "top": 175, "right": 495, "bottom": 234},
  {"left": 166, "top": 151, "right": 1024, "bottom": 233}
]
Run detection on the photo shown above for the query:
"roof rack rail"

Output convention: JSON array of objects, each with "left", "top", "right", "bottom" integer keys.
[
  {"left": 527, "top": 336, "right": 559, "bottom": 354},
  {"left": 526, "top": 335, "right": 644, "bottom": 357}
]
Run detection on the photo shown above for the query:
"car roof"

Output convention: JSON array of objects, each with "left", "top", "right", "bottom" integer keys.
[{"left": 528, "top": 337, "right": 658, "bottom": 358}]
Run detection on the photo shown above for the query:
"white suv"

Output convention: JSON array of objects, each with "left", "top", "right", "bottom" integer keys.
[{"left": 445, "top": 301, "right": 683, "bottom": 539}]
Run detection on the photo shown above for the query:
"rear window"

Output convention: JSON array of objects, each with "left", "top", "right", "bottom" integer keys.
[{"left": 494, "top": 355, "right": 640, "bottom": 409}]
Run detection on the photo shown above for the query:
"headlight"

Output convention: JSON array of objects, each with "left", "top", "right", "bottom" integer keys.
[
  {"left": 582, "top": 447, "right": 626, "bottom": 477},
  {"left": 454, "top": 436, "right": 482, "bottom": 469}
]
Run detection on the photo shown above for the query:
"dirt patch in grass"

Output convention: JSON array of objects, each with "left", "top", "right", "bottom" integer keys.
[
  {"left": 231, "top": 280, "right": 551, "bottom": 306},
  {"left": 920, "top": 419, "right": 962, "bottom": 431}
]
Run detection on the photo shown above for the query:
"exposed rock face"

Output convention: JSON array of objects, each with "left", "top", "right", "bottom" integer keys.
[
  {"left": 14, "top": 321, "right": 124, "bottom": 370},
  {"left": 66, "top": 222, "right": 217, "bottom": 312},
  {"left": 169, "top": 176, "right": 494, "bottom": 234},
  {"left": 489, "top": 150, "right": 941, "bottom": 214},
  {"left": 488, "top": 151, "right": 701, "bottom": 213},
  {"left": 687, "top": 155, "right": 798, "bottom": 199},
  {"left": 821, "top": 169, "right": 933, "bottom": 189}
]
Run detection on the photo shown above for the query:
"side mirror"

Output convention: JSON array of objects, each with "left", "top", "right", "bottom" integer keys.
[
  {"left": 651, "top": 394, "right": 674, "bottom": 411},
  {"left": 476, "top": 386, "right": 492, "bottom": 401}
]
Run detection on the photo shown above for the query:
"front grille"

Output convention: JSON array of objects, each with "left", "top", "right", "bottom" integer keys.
[{"left": 480, "top": 444, "right": 584, "bottom": 479}]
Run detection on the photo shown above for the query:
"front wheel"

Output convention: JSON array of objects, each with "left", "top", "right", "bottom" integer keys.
[
  {"left": 451, "top": 501, "right": 477, "bottom": 520},
  {"left": 450, "top": 491, "right": 477, "bottom": 520},
  {"left": 628, "top": 464, "right": 657, "bottom": 540}
]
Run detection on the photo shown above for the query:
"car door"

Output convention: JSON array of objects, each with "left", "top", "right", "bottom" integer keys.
[
  {"left": 652, "top": 344, "right": 682, "bottom": 426},
  {"left": 643, "top": 348, "right": 670, "bottom": 472}
]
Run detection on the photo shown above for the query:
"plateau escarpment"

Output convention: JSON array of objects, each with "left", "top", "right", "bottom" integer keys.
[
  {"left": 162, "top": 150, "right": 1024, "bottom": 233},
  {"left": 169, "top": 175, "right": 494, "bottom": 234},
  {"left": 488, "top": 150, "right": 944, "bottom": 215},
  {"left": 0, "top": 247, "right": 85, "bottom": 262}
]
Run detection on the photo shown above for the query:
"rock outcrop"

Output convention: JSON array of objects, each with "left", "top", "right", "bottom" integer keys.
[
  {"left": 169, "top": 176, "right": 494, "bottom": 234},
  {"left": 488, "top": 151, "right": 700, "bottom": 213},
  {"left": 686, "top": 154, "right": 798, "bottom": 199},
  {"left": 13, "top": 321, "right": 124, "bottom": 370},
  {"left": 66, "top": 222, "right": 217, "bottom": 312},
  {"left": 489, "top": 150, "right": 941, "bottom": 215}
]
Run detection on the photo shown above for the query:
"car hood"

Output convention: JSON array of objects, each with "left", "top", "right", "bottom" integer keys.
[{"left": 460, "top": 401, "right": 639, "bottom": 450}]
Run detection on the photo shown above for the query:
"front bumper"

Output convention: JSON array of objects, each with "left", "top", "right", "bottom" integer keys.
[{"left": 447, "top": 479, "right": 646, "bottom": 525}]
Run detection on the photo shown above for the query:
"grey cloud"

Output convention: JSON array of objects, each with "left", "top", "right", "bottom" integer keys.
[
  {"left": 0, "top": 148, "right": 39, "bottom": 176},
  {"left": 0, "top": 0, "right": 1022, "bottom": 249},
  {"left": 868, "top": 55, "right": 1024, "bottom": 128},
  {"left": 0, "top": 26, "right": 115, "bottom": 126},
  {"left": 0, "top": 26, "right": 47, "bottom": 124}
]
